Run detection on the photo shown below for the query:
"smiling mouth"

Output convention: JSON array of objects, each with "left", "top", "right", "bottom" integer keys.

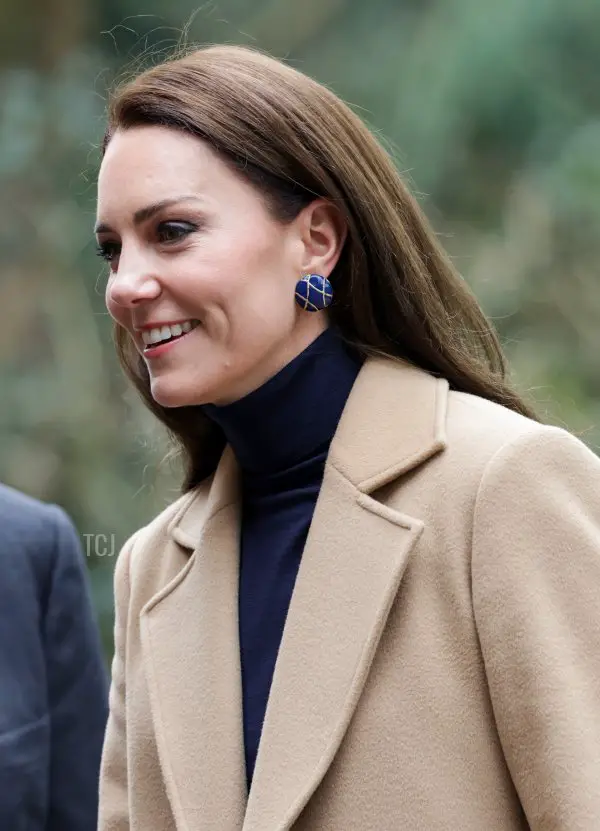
[{"left": 141, "top": 320, "right": 200, "bottom": 350}]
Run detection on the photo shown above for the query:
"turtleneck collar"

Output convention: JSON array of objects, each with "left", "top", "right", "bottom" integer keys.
[{"left": 201, "top": 327, "right": 362, "bottom": 476}]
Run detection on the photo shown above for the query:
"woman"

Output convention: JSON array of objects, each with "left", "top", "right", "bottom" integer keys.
[{"left": 95, "top": 45, "right": 600, "bottom": 830}]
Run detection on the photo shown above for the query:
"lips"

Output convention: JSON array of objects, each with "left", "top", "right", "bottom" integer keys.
[
  {"left": 141, "top": 319, "right": 200, "bottom": 347},
  {"left": 140, "top": 321, "right": 200, "bottom": 359}
]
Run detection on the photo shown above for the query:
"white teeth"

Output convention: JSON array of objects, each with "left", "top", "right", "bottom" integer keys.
[{"left": 142, "top": 320, "right": 198, "bottom": 346}]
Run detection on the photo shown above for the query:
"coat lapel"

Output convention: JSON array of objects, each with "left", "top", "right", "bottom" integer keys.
[
  {"left": 242, "top": 463, "right": 424, "bottom": 831},
  {"left": 243, "top": 358, "right": 449, "bottom": 831},
  {"left": 140, "top": 447, "right": 248, "bottom": 831}
]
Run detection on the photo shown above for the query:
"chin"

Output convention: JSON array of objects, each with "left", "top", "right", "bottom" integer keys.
[{"left": 149, "top": 378, "right": 210, "bottom": 409}]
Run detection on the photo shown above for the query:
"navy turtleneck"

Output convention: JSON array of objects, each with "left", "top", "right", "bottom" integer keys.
[{"left": 202, "top": 327, "right": 362, "bottom": 787}]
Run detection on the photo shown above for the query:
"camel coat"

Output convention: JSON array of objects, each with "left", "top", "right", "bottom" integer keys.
[{"left": 98, "top": 356, "right": 600, "bottom": 831}]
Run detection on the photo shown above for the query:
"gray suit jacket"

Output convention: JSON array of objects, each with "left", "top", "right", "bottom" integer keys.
[{"left": 0, "top": 483, "right": 108, "bottom": 830}]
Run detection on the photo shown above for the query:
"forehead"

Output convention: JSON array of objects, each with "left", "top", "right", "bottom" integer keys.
[{"left": 96, "top": 125, "right": 239, "bottom": 220}]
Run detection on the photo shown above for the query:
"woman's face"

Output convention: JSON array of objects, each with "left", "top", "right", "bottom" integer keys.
[{"left": 96, "top": 125, "right": 342, "bottom": 406}]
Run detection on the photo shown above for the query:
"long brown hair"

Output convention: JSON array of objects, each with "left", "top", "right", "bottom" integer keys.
[{"left": 102, "top": 44, "right": 537, "bottom": 490}]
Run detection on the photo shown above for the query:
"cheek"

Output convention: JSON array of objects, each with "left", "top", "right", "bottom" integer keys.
[
  {"left": 104, "top": 281, "right": 117, "bottom": 318},
  {"left": 171, "top": 220, "right": 296, "bottom": 345},
  {"left": 224, "top": 262, "right": 295, "bottom": 338},
  {"left": 104, "top": 280, "right": 126, "bottom": 325},
  {"left": 221, "top": 229, "right": 295, "bottom": 305}
]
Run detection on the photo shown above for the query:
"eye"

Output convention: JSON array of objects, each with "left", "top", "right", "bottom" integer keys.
[
  {"left": 156, "top": 220, "right": 198, "bottom": 244},
  {"left": 95, "top": 240, "right": 121, "bottom": 263}
]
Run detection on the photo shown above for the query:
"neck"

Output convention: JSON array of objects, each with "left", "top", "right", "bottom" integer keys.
[{"left": 201, "top": 327, "right": 362, "bottom": 475}]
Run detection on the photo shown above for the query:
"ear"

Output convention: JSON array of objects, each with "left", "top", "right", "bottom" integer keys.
[{"left": 297, "top": 199, "right": 347, "bottom": 278}]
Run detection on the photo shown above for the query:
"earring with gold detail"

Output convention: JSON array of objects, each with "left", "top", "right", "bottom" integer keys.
[{"left": 294, "top": 273, "right": 333, "bottom": 312}]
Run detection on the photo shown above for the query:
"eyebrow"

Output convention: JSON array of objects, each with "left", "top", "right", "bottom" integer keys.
[{"left": 94, "top": 195, "right": 203, "bottom": 235}]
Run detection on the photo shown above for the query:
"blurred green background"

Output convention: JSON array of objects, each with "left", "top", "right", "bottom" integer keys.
[{"left": 1, "top": 0, "right": 599, "bottom": 658}]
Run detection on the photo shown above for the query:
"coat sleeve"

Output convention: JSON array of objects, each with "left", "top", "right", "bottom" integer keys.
[
  {"left": 43, "top": 506, "right": 109, "bottom": 831},
  {"left": 472, "top": 425, "right": 600, "bottom": 829},
  {"left": 98, "top": 532, "right": 139, "bottom": 831}
]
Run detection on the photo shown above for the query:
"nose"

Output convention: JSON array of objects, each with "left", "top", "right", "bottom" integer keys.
[{"left": 106, "top": 261, "right": 161, "bottom": 310}]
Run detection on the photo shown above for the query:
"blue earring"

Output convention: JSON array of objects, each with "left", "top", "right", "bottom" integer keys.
[{"left": 294, "top": 273, "right": 333, "bottom": 312}]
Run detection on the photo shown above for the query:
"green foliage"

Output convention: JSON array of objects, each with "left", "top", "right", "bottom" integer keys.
[{"left": 1, "top": 0, "right": 599, "bottom": 656}]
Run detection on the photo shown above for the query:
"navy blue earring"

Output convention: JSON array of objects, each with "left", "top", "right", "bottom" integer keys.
[{"left": 294, "top": 273, "right": 333, "bottom": 312}]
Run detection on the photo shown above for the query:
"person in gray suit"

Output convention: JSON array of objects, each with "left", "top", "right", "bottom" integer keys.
[{"left": 0, "top": 482, "right": 108, "bottom": 830}]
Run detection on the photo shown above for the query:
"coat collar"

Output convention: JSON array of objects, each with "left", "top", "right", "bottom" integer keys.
[
  {"left": 142, "top": 356, "right": 449, "bottom": 831},
  {"left": 327, "top": 354, "right": 448, "bottom": 492},
  {"left": 170, "top": 356, "right": 449, "bottom": 546}
]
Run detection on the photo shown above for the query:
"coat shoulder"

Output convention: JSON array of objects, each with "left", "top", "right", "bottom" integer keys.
[
  {"left": 445, "top": 388, "right": 548, "bottom": 464},
  {"left": 0, "top": 482, "right": 58, "bottom": 535},
  {"left": 0, "top": 483, "right": 80, "bottom": 578},
  {"left": 440, "top": 387, "right": 597, "bottom": 499}
]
